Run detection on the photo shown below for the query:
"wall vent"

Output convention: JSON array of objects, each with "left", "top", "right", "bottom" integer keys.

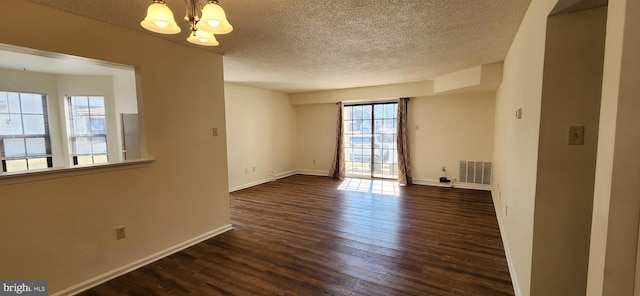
[{"left": 459, "top": 161, "right": 492, "bottom": 185}]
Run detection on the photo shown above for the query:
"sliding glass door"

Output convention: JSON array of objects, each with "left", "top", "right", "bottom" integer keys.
[{"left": 344, "top": 102, "right": 398, "bottom": 179}]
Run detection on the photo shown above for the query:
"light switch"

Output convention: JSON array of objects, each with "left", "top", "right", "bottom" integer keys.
[
  {"left": 212, "top": 128, "right": 218, "bottom": 137},
  {"left": 568, "top": 126, "right": 584, "bottom": 145},
  {"left": 515, "top": 108, "right": 523, "bottom": 119}
]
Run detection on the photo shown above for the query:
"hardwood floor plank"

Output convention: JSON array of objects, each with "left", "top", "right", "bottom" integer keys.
[{"left": 80, "top": 175, "right": 513, "bottom": 295}]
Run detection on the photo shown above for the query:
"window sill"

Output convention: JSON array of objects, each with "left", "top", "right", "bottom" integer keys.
[{"left": 0, "top": 159, "right": 155, "bottom": 186}]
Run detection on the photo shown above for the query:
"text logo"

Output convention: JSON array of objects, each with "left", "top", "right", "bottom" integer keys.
[{"left": 0, "top": 281, "right": 47, "bottom": 296}]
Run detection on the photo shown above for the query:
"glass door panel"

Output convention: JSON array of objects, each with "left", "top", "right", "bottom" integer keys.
[{"left": 344, "top": 103, "right": 398, "bottom": 179}]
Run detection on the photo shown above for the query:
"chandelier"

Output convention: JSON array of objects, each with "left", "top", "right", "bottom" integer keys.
[{"left": 141, "top": 0, "right": 233, "bottom": 47}]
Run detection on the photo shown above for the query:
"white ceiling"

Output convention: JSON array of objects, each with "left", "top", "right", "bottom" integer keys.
[{"left": 19, "top": 0, "right": 532, "bottom": 93}]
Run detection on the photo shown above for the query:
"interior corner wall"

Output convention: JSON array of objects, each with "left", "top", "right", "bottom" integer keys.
[
  {"left": 492, "top": 0, "right": 558, "bottom": 295},
  {"left": 0, "top": 1, "right": 230, "bottom": 294},
  {"left": 530, "top": 6, "right": 607, "bottom": 296},
  {"left": 224, "top": 83, "right": 297, "bottom": 191},
  {"left": 410, "top": 92, "right": 495, "bottom": 184}
]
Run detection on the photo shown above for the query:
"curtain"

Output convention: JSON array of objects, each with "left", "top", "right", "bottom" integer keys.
[
  {"left": 397, "top": 98, "right": 412, "bottom": 185},
  {"left": 328, "top": 102, "right": 345, "bottom": 179}
]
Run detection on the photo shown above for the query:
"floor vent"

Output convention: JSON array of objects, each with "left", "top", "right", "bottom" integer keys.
[{"left": 459, "top": 161, "right": 492, "bottom": 185}]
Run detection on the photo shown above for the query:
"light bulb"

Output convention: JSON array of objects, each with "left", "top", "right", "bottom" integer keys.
[{"left": 154, "top": 20, "right": 169, "bottom": 28}]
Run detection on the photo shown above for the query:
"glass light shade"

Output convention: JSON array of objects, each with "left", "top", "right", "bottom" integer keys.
[
  {"left": 141, "top": 2, "right": 181, "bottom": 34},
  {"left": 187, "top": 30, "right": 219, "bottom": 46},
  {"left": 196, "top": 2, "right": 233, "bottom": 34}
]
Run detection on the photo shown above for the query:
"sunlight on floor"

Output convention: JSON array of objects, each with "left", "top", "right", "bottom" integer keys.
[{"left": 337, "top": 178, "right": 400, "bottom": 196}]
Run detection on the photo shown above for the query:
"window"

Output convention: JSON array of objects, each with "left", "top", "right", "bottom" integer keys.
[
  {"left": 0, "top": 45, "right": 143, "bottom": 176},
  {"left": 68, "top": 96, "right": 108, "bottom": 165},
  {"left": 0, "top": 91, "right": 52, "bottom": 172},
  {"left": 344, "top": 102, "right": 398, "bottom": 179}
]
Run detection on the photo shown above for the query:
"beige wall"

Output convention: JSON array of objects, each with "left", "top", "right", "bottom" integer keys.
[
  {"left": 0, "top": 1, "right": 230, "bottom": 294},
  {"left": 531, "top": 7, "right": 607, "bottom": 296},
  {"left": 290, "top": 81, "right": 434, "bottom": 105},
  {"left": 410, "top": 92, "right": 495, "bottom": 184},
  {"left": 492, "top": 0, "right": 556, "bottom": 294},
  {"left": 225, "top": 83, "right": 297, "bottom": 190},
  {"left": 293, "top": 91, "right": 495, "bottom": 182},
  {"left": 587, "top": 0, "right": 640, "bottom": 294},
  {"left": 494, "top": 0, "right": 639, "bottom": 295},
  {"left": 296, "top": 103, "right": 338, "bottom": 174}
]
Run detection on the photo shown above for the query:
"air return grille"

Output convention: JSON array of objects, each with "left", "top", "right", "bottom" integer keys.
[{"left": 459, "top": 161, "right": 492, "bottom": 185}]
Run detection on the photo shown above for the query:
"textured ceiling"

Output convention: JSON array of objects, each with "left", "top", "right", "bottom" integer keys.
[{"left": 22, "top": 0, "right": 531, "bottom": 93}]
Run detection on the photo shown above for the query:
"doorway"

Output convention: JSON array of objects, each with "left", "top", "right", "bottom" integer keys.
[{"left": 344, "top": 102, "right": 398, "bottom": 179}]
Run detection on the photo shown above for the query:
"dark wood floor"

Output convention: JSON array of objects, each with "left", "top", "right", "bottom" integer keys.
[{"left": 80, "top": 175, "right": 513, "bottom": 295}]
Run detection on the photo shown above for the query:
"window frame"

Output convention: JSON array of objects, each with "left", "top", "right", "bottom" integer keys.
[
  {"left": 0, "top": 91, "right": 53, "bottom": 172},
  {"left": 343, "top": 101, "right": 399, "bottom": 179},
  {"left": 66, "top": 95, "right": 109, "bottom": 166}
]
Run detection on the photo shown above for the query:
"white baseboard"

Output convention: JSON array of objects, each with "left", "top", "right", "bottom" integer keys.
[
  {"left": 455, "top": 182, "right": 492, "bottom": 191},
  {"left": 229, "top": 178, "right": 270, "bottom": 192},
  {"left": 413, "top": 178, "right": 455, "bottom": 187},
  {"left": 297, "top": 169, "right": 329, "bottom": 176},
  {"left": 491, "top": 193, "right": 521, "bottom": 296},
  {"left": 275, "top": 170, "right": 297, "bottom": 179},
  {"left": 229, "top": 170, "right": 300, "bottom": 192},
  {"left": 55, "top": 224, "right": 233, "bottom": 296},
  {"left": 413, "top": 178, "right": 492, "bottom": 191}
]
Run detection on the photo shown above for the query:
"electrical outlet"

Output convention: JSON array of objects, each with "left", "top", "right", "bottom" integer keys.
[{"left": 116, "top": 226, "right": 126, "bottom": 240}]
